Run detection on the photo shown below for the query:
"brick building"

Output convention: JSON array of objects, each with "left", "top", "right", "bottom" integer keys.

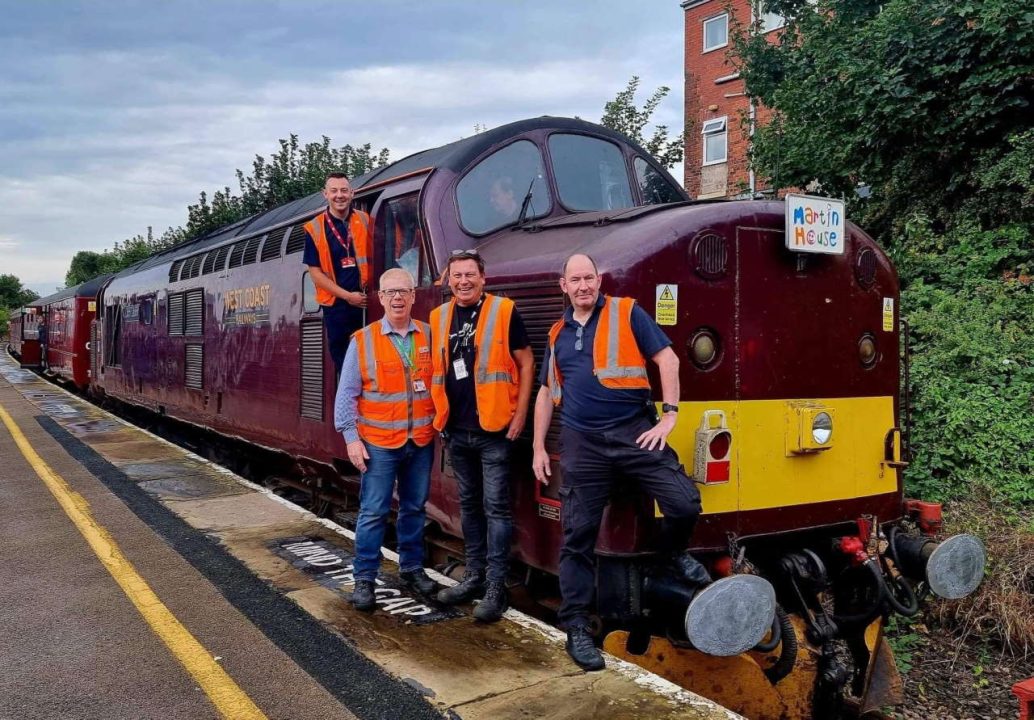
[{"left": 682, "top": 0, "right": 783, "bottom": 199}]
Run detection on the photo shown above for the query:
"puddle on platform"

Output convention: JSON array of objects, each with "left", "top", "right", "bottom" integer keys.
[{"left": 139, "top": 472, "right": 250, "bottom": 500}]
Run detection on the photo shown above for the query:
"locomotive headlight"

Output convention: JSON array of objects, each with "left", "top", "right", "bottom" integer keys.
[
  {"left": 688, "top": 328, "right": 720, "bottom": 369},
  {"left": 859, "top": 334, "right": 877, "bottom": 366},
  {"left": 811, "top": 412, "right": 833, "bottom": 445}
]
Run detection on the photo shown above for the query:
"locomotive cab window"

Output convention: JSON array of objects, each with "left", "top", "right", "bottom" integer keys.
[
  {"left": 548, "top": 134, "right": 634, "bottom": 212},
  {"left": 456, "top": 140, "right": 550, "bottom": 235},
  {"left": 379, "top": 194, "right": 431, "bottom": 286},
  {"left": 302, "top": 272, "right": 319, "bottom": 314},
  {"left": 634, "top": 157, "right": 683, "bottom": 205}
]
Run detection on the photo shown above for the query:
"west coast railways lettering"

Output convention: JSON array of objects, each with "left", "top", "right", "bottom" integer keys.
[{"left": 221, "top": 284, "right": 272, "bottom": 326}]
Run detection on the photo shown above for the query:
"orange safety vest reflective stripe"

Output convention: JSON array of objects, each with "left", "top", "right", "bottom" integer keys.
[
  {"left": 546, "top": 295, "right": 650, "bottom": 405},
  {"left": 430, "top": 294, "right": 519, "bottom": 432},
  {"left": 354, "top": 320, "right": 435, "bottom": 448},
  {"left": 304, "top": 209, "right": 371, "bottom": 306}
]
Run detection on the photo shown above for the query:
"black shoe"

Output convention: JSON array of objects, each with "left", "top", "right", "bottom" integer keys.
[
  {"left": 565, "top": 625, "right": 605, "bottom": 671},
  {"left": 672, "top": 551, "right": 712, "bottom": 588},
  {"left": 436, "top": 570, "right": 486, "bottom": 605},
  {"left": 473, "top": 581, "right": 508, "bottom": 622},
  {"left": 400, "top": 569, "right": 437, "bottom": 595},
  {"left": 352, "top": 580, "right": 376, "bottom": 612}
]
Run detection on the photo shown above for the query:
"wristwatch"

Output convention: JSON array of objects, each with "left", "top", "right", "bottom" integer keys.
[{"left": 661, "top": 403, "right": 679, "bottom": 414}]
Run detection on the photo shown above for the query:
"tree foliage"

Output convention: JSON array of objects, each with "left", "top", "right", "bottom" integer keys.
[
  {"left": 0, "top": 274, "right": 40, "bottom": 309},
  {"left": 601, "top": 76, "right": 685, "bottom": 169},
  {"left": 733, "top": 0, "right": 1034, "bottom": 503},
  {"left": 65, "top": 135, "right": 390, "bottom": 285}
]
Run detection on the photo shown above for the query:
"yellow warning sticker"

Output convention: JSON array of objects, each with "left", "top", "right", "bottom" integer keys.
[
  {"left": 882, "top": 297, "right": 894, "bottom": 331},
  {"left": 88, "top": 301, "right": 96, "bottom": 312},
  {"left": 656, "top": 284, "right": 678, "bottom": 326}
]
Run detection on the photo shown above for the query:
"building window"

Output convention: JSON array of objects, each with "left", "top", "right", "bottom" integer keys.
[
  {"left": 703, "top": 14, "right": 728, "bottom": 53},
  {"left": 758, "top": 2, "right": 785, "bottom": 33},
  {"left": 702, "top": 117, "right": 728, "bottom": 165}
]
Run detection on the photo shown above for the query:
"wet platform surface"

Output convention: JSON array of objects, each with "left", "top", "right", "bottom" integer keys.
[{"left": 0, "top": 351, "right": 738, "bottom": 720}]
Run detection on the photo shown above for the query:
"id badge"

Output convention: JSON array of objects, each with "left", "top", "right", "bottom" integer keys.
[
  {"left": 340, "top": 256, "right": 356, "bottom": 268},
  {"left": 453, "top": 358, "right": 469, "bottom": 380},
  {"left": 413, "top": 379, "right": 427, "bottom": 393}
]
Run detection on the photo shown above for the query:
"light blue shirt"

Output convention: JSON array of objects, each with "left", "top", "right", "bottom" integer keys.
[{"left": 334, "top": 316, "right": 420, "bottom": 444}]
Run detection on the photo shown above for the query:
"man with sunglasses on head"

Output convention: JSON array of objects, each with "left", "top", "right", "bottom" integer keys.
[
  {"left": 334, "top": 268, "right": 438, "bottom": 612},
  {"left": 430, "top": 249, "right": 535, "bottom": 622},
  {"left": 303, "top": 172, "right": 371, "bottom": 377},
  {"left": 531, "top": 253, "right": 706, "bottom": 672}
]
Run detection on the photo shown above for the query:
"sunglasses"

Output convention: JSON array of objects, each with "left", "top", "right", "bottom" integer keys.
[
  {"left": 379, "top": 288, "right": 414, "bottom": 298},
  {"left": 449, "top": 248, "right": 482, "bottom": 258}
]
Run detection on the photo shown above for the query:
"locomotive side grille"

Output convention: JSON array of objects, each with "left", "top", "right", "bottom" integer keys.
[
  {"left": 242, "top": 235, "right": 263, "bottom": 265},
  {"left": 185, "top": 254, "right": 204, "bottom": 279},
  {"left": 168, "top": 293, "right": 185, "bottom": 336},
  {"left": 855, "top": 246, "right": 877, "bottom": 289},
  {"left": 285, "top": 224, "right": 309, "bottom": 255},
  {"left": 169, "top": 259, "right": 185, "bottom": 283},
  {"left": 693, "top": 232, "right": 728, "bottom": 279},
  {"left": 184, "top": 344, "right": 204, "bottom": 390},
  {"left": 261, "top": 228, "right": 286, "bottom": 262},
  {"left": 201, "top": 250, "right": 218, "bottom": 275},
  {"left": 227, "top": 241, "right": 247, "bottom": 269},
  {"left": 299, "top": 319, "right": 325, "bottom": 420},
  {"left": 213, "top": 244, "right": 231, "bottom": 272},
  {"left": 185, "top": 289, "right": 204, "bottom": 336}
]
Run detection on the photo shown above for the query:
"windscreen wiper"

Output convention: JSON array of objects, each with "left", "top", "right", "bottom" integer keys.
[{"left": 513, "top": 178, "right": 536, "bottom": 229}]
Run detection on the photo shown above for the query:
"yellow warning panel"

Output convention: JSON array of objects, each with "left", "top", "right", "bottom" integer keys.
[
  {"left": 655, "top": 284, "right": 677, "bottom": 326},
  {"left": 882, "top": 297, "right": 894, "bottom": 332}
]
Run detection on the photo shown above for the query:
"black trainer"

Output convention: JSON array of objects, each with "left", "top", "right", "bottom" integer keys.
[
  {"left": 565, "top": 624, "right": 605, "bottom": 671},
  {"left": 672, "top": 551, "right": 712, "bottom": 588},
  {"left": 436, "top": 570, "right": 486, "bottom": 605},
  {"left": 473, "top": 581, "right": 508, "bottom": 622},
  {"left": 352, "top": 579, "right": 376, "bottom": 612},
  {"left": 400, "top": 568, "right": 437, "bottom": 595}
]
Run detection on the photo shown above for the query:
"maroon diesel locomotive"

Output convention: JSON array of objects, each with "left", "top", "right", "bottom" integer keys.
[{"left": 86, "top": 117, "right": 982, "bottom": 718}]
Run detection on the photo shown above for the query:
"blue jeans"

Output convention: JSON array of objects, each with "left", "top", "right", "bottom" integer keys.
[
  {"left": 447, "top": 429, "right": 514, "bottom": 583},
  {"left": 353, "top": 440, "right": 434, "bottom": 582}
]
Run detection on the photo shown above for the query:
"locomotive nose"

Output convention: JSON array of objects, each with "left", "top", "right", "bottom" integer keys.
[{"left": 683, "top": 575, "right": 777, "bottom": 656}]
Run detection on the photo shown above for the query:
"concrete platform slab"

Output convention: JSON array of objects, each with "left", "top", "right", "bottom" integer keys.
[{"left": 171, "top": 490, "right": 314, "bottom": 531}]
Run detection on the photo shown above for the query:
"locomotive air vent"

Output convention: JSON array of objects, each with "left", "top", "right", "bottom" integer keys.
[
  {"left": 185, "top": 289, "right": 204, "bottom": 336},
  {"left": 285, "top": 224, "right": 309, "bottom": 255},
  {"left": 184, "top": 344, "right": 204, "bottom": 390},
  {"left": 854, "top": 246, "right": 877, "bottom": 289},
  {"left": 169, "top": 259, "right": 185, "bottom": 283},
  {"left": 299, "top": 318, "right": 325, "bottom": 420},
  {"left": 242, "top": 235, "right": 263, "bottom": 265},
  {"left": 168, "top": 293, "right": 185, "bottom": 336},
  {"left": 201, "top": 250, "right": 218, "bottom": 275},
  {"left": 261, "top": 229, "right": 285, "bottom": 262},
  {"left": 691, "top": 232, "right": 728, "bottom": 279},
  {"left": 227, "top": 241, "right": 247, "bottom": 269},
  {"left": 182, "top": 254, "right": 203, "bottom": 280},
  {"left": 213, "top": 244, "right": 231, "bottom": 271}
]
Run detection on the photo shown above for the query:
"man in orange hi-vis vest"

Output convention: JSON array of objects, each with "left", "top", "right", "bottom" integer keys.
[
  {"left": 531, "top": 253, "right": 707, "bottom": 672},
  {"left": 333, "top": 268, "right": 438, "bottom": 612},
  {"left": 303, "top": 173, "right": 371, "bottom": 377},
  {"left": 430, "top": 249, "right": 534, "bottom": 623}
]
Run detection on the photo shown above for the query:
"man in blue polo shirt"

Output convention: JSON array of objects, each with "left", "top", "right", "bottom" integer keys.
[{"left": 531, "top": 253, "right": 706, "bottom": 672}]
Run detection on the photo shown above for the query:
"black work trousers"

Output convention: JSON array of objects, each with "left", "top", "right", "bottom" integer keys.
[{"left": 557, "top": 415, "right": 701, "bottom": 628}]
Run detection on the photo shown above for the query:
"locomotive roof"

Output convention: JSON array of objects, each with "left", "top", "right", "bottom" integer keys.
[
  {"left": 111, "top": 116, "right": 641, "bottom": 279},
  {"left": 29, "top": 273, "right": 114, "bottom": 307}
]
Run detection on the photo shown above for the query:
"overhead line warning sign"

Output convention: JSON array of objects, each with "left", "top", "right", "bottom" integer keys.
[{"left": 655, "top": 284, "right": 677, "bottom": 326}]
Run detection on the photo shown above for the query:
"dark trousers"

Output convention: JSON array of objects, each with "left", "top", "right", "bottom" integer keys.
[
  {"left": 447, "top": 429, "right": 514, "bottom": 583},
  {"left": 557, "top": 416, "right": 701, "bottom": 627},
  {"left": 322, "top": 303, "right": 363, "bottom": 378}
]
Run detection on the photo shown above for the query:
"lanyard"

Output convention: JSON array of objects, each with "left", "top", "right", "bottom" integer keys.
[
  {"left": 325, "top": 212, "right": 353, "bottom": 258},
  {"left": 389, "top": 332, "right": 415, "bottom": 368}
]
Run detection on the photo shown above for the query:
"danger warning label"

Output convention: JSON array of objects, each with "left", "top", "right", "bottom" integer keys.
[{"left": 655, "top": 284, "right": 678, "bottom": 326}]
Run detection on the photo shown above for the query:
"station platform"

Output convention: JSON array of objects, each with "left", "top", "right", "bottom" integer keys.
[{"left": 0, "top": 350, "right": 738, "bottom": 720}]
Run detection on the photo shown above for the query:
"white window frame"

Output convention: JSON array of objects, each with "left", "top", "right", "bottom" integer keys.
[
  {"left": 702, "top": 13, "right": 729, "bottom": 53},
  {"left": 701, "top": 116, "right": 728, "bottom": 166},
  {"left": 757, "top": 2, "right": 785, "bottom": 33}
]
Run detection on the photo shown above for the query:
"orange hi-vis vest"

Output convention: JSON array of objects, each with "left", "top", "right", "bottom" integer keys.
[
  {"left": 353, "top": 320, "right": 435, "bottom": 449},
  {"left": 304, "top": 209, "right": 371, "bottom": 306},
  {"left": 546, "top": 295, "right": 650, "bottom": 405},
  {"left": 430, "top": 294, "right": 519, "bottom": 432}
]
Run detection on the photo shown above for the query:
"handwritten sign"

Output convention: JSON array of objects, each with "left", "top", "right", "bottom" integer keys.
[{"left": 785, "top": 193, "right": 845, "bottom": 255}]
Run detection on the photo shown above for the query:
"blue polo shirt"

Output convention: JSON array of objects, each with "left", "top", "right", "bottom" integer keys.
[
  {"left": 538, "top": 295, "right": 672, "bottom": 433},
  {"left": 302, "top": 212, "right": 362, "bottom": 307}
]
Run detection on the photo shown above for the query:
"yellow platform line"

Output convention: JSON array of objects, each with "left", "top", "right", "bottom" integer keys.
[{"left": 0, "top": 404, "right": 267, "bottom": 720}]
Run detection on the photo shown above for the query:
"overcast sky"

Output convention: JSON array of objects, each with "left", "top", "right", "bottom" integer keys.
[{"left": 0, "top": 1, "right": 687, "bottom": 295}]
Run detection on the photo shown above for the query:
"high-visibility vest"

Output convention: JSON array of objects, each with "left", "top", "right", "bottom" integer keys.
[
  {"left": 546, "top": 296, "right": 650, "bottom": 406},
  {"left": 430, "top": 294, "right": 519, "bottom": 432},
  {"left": 304, "top": 209, "right": 371, "bottom": 306},
  {"left": 354, "top": 321, "right": 435, "bottom": 449}
]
